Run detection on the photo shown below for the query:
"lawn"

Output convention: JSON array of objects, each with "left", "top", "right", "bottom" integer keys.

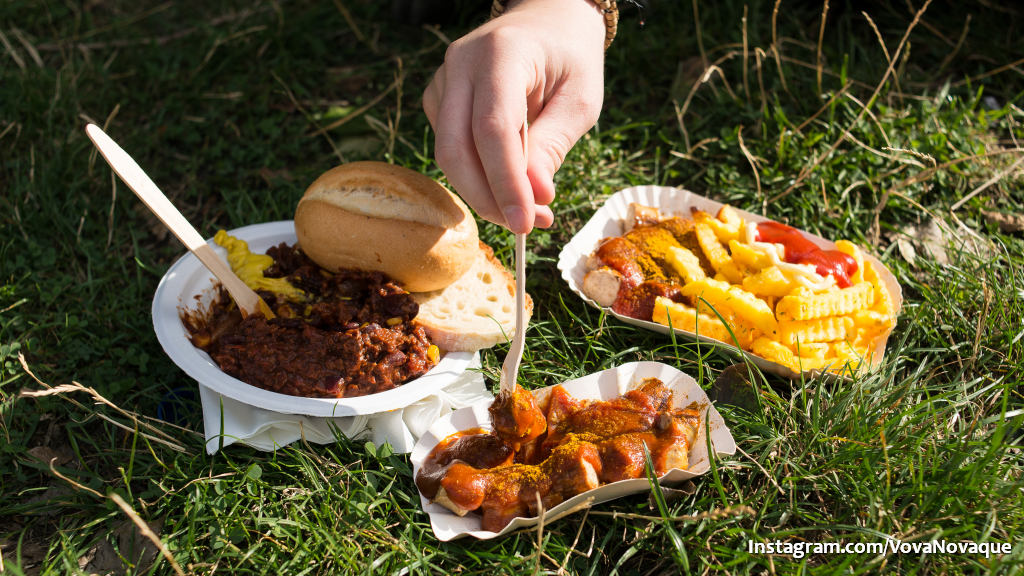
[{"left": 1, "top": 0, "right": 1022, "bottom": 574}]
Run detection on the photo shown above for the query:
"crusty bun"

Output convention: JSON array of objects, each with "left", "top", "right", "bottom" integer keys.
[
  {"left": 294, "top": 161, "right": 479, "bottom": 292},
  {"left": 413, "top": 242, "right": 533, "bottom": 352}
]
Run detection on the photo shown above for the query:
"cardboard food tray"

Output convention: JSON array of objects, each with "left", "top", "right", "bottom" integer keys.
[
  {"left": 556, "top": 186, "right": 903, "bottom": 379},
  {"left": 411, "top": 361, "right": 737, "bottom": 541},
  {"left": 152, "top": 220, "right": 475, "bottom": 417}
]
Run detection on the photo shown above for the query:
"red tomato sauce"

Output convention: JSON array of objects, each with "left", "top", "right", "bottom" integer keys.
[{"left": 754, "top": 221, "right": 858, "bottom": 288}]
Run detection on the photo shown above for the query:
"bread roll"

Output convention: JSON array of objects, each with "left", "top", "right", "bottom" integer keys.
[{"left": 294, "top": 161, "right": 479, "bottom": 292}]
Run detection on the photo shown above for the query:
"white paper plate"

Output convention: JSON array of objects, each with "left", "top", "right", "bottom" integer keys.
[
  {"left": 556, "top": 186, "right": 904, "bottom": 379},
  {"left": 152, "top": 220, "right": 475, "bottom": 417},
  {"left": 411, "top": 361, "right": 737, "bottom": 540}
]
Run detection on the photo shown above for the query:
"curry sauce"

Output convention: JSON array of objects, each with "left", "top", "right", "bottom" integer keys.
[{"left": 417, "top": 378, "right": 700, "bottom": 532}]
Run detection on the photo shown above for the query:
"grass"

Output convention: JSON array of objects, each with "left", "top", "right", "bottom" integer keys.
[{"left": 1, "top": 0, "right": 1023, "bottom": 574}]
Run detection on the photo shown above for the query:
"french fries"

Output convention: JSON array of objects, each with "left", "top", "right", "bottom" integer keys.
[
  {"left": 653, "top": 297, "right": 732, "bottom": 343},
  {"left": 680, "top": 277, "right": 777, "bottom": 336},
  {"left": 665, "top": 245, "right": 706, "bottom": 284},
  {"left": 742, "top": 266, "right": 795, "bottom": 298},
  {"left": 778, "top": 316, "right": 853, "bottom": 347},
  {"left": 653, "top": 296, "right": 759, "bottom": 347},
  {"left": 751, "top": 337, "right": 831, "bottom": 372},
  {"left": 775, "top": 283, "right": 875, "bottom": 321},
  {"left": 834, "top": 240, "right": 864, "bottom": 285},
  {"left": 632, "top": 204, "right": 898, "bottom": 375},
  {"left": 729, "top": 239, "right": 771, "bottom": 271},
  {"left": 694, "top": 222, "right": 745, "bottom": 284}
]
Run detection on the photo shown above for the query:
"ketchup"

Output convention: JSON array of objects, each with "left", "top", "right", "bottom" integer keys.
[{"left": 754, "top": 221, "right": 858, "bottom": 288}]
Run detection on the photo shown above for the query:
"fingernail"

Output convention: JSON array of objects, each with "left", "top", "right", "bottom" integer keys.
[{"left": 503, "top": 206, "right": 529, "bottom": 233}]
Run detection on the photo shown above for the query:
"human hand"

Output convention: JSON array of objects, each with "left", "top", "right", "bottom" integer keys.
[{"left": 422, "top": 0, "right": 607, "bottom": 233}]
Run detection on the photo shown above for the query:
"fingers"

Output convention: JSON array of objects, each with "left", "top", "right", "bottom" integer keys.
[
  {"left": 422, "top": 64, "right": 444, "bottom": 128},
  {"left": 428, "top": 40, "right": 539, "bottom": 233},
  {"left": 429, "top": 80, "right": 567, "bottom": 233},
  {"left": 430, "top": 59, "right": 507, "bottom": 228},
  {"left": 423, "top": 14, "right": 606, "bottom": 234},
  {"left": 534, "top": 205, "right": 554, "bottom": 229},
  {"left": 524, "top": 84, "right": 604, "bottom": 210},
  {"left": 471, "top": 69, "right": 533, "bottom": 233}
]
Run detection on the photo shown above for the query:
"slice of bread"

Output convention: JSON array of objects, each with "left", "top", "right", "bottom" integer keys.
[{"left": 412, "top": 242, "right": 533, "bottom": 352}]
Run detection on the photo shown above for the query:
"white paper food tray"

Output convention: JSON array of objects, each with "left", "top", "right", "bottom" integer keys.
[
  {"left": 556, "top": 186, "right": 903, "bottom": 379},
  {"left": 411, "top": 361, "right": 737, "bottom": 540},
  {"left": 152, "top": 221, "right": 475, "bottom": 417}
]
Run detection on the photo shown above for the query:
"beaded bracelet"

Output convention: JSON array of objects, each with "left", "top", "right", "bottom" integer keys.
[{"left": 490, "top": 0, "right": 619, "bottom": 50}]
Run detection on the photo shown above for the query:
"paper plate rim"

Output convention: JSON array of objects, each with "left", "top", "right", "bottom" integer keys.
[
  {"left": 410, "top": 360, "right": 737, "bottom": 540},
  {"left": 151, "top": 220, "right": 475, "bottom": 417},
  {"left": 556, "top": 186, "right": 904, "bottom": 379}
]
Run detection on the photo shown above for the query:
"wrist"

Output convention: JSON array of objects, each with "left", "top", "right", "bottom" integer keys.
[{"left": 491, "top": 0, "right": 618, "bottom": 49}]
